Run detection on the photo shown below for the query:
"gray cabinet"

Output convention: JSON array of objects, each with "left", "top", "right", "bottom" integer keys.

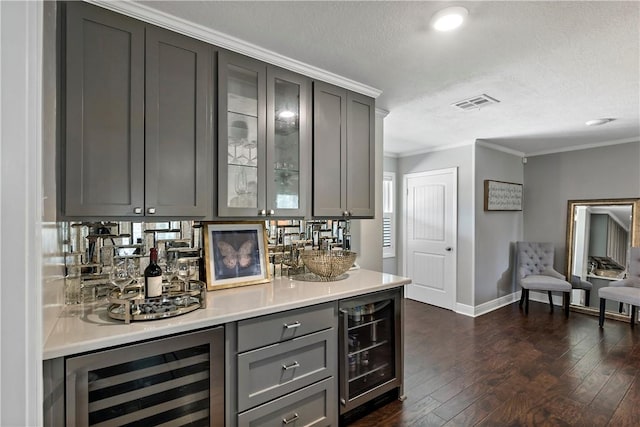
[
  {"left": 43, "top": 327, "right": 225, "bottom": 426},
  {"left": 231, "top": 302, "right": 338, "bottom": 426},
  {"left": 64, "top": 2, "right": 213, "bottom": 218},
  {"left": 218, "top": 51, "right": 310, "bottom": 218},
  {"left": 313, "top": 82, "right": 375, "bottom": 218}
]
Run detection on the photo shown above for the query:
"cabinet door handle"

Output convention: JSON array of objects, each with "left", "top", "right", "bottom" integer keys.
[
  {"left": 283, "top": 321, "right": 301, "bottom": 329},
  {"left": 343, "top": 211, "right": 349, "bottom": 217},
  {"left": 259, "top": 209, "right": 266, "bottom": 216},
  {"left": 282, "top": 361, "right": 300, "bottom": 371},
  {"left": 282, "top": 413, "right": 299, "bottom": 424},
  {"left": 269, "top": 209, "right": 275, "bottom": 215},
  {"left": 147, "top": 207, "right": 156, "bottom": 214},
  {"left": 134, "top": 207, "right": 143, "bottom": 214}
]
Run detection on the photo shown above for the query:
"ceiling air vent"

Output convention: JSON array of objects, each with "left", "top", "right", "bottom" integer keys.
[{"left": 452, "top": 94, "right": 500, "bottom": 111}]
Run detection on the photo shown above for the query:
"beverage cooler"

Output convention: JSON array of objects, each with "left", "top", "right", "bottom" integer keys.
[{"left": 338, "top": 288, "right": 403, "bottom": 415}]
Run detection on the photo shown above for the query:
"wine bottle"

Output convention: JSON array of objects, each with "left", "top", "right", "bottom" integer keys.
[{"left": 144, "top": 247, "right": 163, "bottom": 298}]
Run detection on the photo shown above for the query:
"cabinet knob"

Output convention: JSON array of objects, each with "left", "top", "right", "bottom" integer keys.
[
  {"left": 133, "top": 207, "right": 143, "bottom": 214},
  {"left": 147, "top": 207, "right": 156, "bottom": 214},
  {"left": 343, "top": 211, "right": 350, "bottom": 217},
  {"left": 258, "top": 209, "right": 266, "bottom": 216},
  {"left": 269, "top": 209, "right": 275, "bottom": 216}
]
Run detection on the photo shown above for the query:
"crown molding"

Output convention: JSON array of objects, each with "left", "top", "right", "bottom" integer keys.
[
  {"left": 476, "top": 139, "right": 525, "bottom": 157},
  {"left": 376, "top": 108, "right": 390, "bottom": 118},
  {"left": 525, "top": 137, "right": 640, "bottom": 157},
  {"left": 87, "top": 0, "right": 382, "bottom": 98},
  {"left": 397, "top": 140, "right": 474, "bottom": 158}
]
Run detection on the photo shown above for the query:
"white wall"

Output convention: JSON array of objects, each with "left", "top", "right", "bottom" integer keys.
[
  {"left": 0, "top": 1, "right": 43, "bottom": 424},
  {"left": 523, "top": 141, "right": 640, "bottom": 274},
  {"left": 474, "top": 144, "right": 524, "bottom": 305},
  {"left": 397, "top": 145, "right": 474, "bottom": 306}
]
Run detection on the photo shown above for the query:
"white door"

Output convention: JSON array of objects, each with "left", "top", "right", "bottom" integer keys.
[{"left": 404, "top": 168, "right": 457, "bottom": 310}]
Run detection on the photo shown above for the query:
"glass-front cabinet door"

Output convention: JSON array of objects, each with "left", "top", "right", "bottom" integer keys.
[
  {"left": 218, "top": 52, "right": 266, "bottom": 217},
  {"left": 266, "top": 68, "right": 310, "bottom": 217},
  {"left": 219, "top": 51, "right": 309, "bottom": 218}
]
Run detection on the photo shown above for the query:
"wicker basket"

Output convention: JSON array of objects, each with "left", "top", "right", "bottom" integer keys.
[{"left": 300, "top": 250, "right": 356, "bottom": 281}]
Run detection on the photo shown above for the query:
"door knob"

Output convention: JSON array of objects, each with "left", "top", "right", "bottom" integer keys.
[
  {"left": 269, "top": 209, "right": 275, "bottom": 216},
  {"left": 258, "top": 209, "right": 266, "bottom": 216},
  {"left": 445, "top": 247, "right": 453, "bottom": 252},
  {"left": 133, "top": 207, "right": 142, "bottom": 214},
  {"left": 147, "top": 207, "right": 156, "bottom": 214}
]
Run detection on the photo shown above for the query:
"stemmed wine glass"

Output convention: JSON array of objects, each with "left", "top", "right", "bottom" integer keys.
[
  {"left": 177, "top": 258, "right": 197, "bottom": 291},
  {"left": 111, "top": 258, "right": 132, "bottom": 294}
]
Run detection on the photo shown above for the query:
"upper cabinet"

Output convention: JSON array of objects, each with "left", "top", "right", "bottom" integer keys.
[
  {"left": 218, "top": 51, "right": 310, "bottom": 218},
  {"left": 64, "top": 2, "right": 213, "bottom": 218},
  {"left": 313, "top": 82, "right": 375, "bottom": 218}
]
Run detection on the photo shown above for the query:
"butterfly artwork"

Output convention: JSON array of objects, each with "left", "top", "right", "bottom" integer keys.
[{"left": 216, "top": 240, "right": 254, "bottom": 270}]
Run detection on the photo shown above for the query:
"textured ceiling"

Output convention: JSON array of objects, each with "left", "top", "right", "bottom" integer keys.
[{"left": 139, "top": 1, "right": 640, "bottom": 156}]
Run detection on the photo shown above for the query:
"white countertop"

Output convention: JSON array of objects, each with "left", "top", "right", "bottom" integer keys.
[{"left": 43, "top": 269, "right": 411, "bottom": 360}]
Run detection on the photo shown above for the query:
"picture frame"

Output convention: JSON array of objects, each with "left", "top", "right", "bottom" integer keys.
[
  {"left": 484, "top": 180, "right": 523, "bottom": 211},
  {"left": 203, "top": 221, "right": 271, "bottom": 291}
]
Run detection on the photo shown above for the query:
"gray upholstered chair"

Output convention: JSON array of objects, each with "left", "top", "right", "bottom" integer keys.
[
  {"left": 571, "top": 274, "right": 592, "bottom": 306},
  {"left": 599, "top": 247, "right": 640, "bottom": 327},
  {"left": 516, "top": 242, "right": 572, "bottom": 317}
]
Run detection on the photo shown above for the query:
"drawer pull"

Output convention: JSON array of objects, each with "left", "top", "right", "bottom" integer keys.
[
  {"left": 282, "top": 413, "right": 299, "bottom": 424},
  {"left": 282, "top": 361, "right": 300, "bottom": 370},
  {"left": 283, "top": 321, "right": 301, "bottom": 329}
]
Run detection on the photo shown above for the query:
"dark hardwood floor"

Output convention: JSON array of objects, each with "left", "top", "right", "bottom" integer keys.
[{"left": 349, "top": 299, "right": 640, "bottom": 426}]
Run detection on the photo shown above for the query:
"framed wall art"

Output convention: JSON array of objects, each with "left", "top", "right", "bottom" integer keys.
[
  {"left": 203, "top": 221, "right": 271, "bottom": 290},
  {"left": 484, "top": 180, "right": 523, "bottom": 211}
]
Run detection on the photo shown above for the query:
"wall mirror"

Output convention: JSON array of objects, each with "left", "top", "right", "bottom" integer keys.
[{"left": 565, "top": 198, "right": 640, "bottom": 316}]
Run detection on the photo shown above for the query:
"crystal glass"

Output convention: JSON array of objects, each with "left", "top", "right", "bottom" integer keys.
[{"left": 111, "top": 259, "right": 132, "bottom": 293}]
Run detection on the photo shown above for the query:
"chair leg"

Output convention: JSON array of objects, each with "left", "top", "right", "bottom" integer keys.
[
  {"left": 519, "top": 289, "right": 525, "bottom": 307},
  {"left": 585, "top": 290, "right": 590, "bottom": 307},
  {"left": 631, "top": 306, "right": 637, "bottom": 328},
  {"left": 548, "top": 291, "right": 554, "bottom": 313},
  {"left": 564, "top": 292, "right": 570, "bottom": 318},
  {"left": 524, "top": 289, "right": 529, "bottom": 314},
  {"left": 619, "top": 302, "right": 624, "bottom": 313},
  {"left": 599, "top": 298, "right": 606, "bottom": 328}
]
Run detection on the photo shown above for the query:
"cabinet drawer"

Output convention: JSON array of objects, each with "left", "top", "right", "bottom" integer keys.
[
  {"left": 238, "top": 328, "right": 336, "bottom": 412},
  {"left": 238, "top": 377, "right": 336, "bottom": 427},
  {"left": 237, "top": 303, "right": 336, "bottom": 352}
]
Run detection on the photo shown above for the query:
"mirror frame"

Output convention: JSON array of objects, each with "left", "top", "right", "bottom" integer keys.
[{"left": 565, "top": 198, "right": 640, "bottom": 316}]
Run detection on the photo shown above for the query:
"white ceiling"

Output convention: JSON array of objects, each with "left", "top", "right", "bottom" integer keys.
[{"left": 137, "top": 0, "right": 640, "bottom": 157}]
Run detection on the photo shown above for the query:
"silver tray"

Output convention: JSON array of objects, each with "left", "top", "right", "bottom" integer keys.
[{"left": 107, "top": 280, "right": 206, "bottom": 323}]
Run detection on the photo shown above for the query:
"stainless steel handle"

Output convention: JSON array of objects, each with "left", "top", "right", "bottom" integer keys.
[
  {"left": 133, "top": 207, "right": 143, "bottom": 214},
  {"left": 445, "top": 247, "right": 453, "bottom": 252},
  {"left": 340, "top": 398, "right": 346, "bottom": 406},
  {"left": 269, "top": 209, "right": 275, "bottom": 215},
  {"left": 147, "top": 207, "right": 156, "bottom": 214},
  {"left": 282, "top": 361, "right": 300, "bottom": 370},
  {"left": 343, "top": 211, "right": 349, "bottom": 217},
  {"left": 259, "top": 209, "right": 266, "bottom": 216},
  {"left": 282, "top": 413, "right": 299, "bottom": 424},
  {"left": 283, "top": 321, "right": 301, "bottom": 329}
]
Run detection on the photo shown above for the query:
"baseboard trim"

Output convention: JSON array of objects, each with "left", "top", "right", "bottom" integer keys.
[{"left": 453, "top": 292, "right": 522, "bottom": 317}]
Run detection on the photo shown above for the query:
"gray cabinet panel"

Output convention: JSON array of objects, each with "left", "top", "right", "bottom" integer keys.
[
  {"left": 238, "top": 377, "right": 336, "bottom": 427},
  {"left": 237, "top": 328, "right": 336, "bottom": 412},
  {"left": 312, "top": 82, "right": 347, "bottom": 217},
  {"left": 237, "top": 302, "right": 336, "bottom": 352},
  {"left": 346, "top": 92, "right": 375, "bottom": 218},
  {"left": 145, "top": 26, "right": 213, "bottom": 217},
  {"left": 312, "top": 82, "right": 375, "bottom": 218},
  {"left": 65, "top": 2, "right": 144, "bottom": 216}
]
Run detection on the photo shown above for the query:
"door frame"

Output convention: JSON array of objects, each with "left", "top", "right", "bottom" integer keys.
[{"left": 402, "top": 167, "right": 458, "bottom": 309}]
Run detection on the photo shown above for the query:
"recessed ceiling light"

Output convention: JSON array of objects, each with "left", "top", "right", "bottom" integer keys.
[
  {"left": 585, "top": 118, "right": 615, "bottom": 126},
  {"left": 431, "top": 6, "right": 469, "bottom": 32}
]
